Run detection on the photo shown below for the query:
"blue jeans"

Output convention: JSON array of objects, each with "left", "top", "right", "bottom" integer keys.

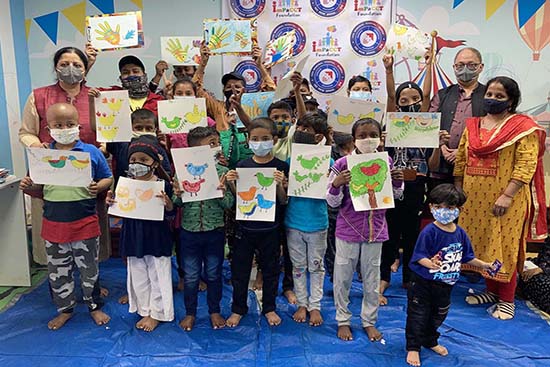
[{"left": 179, "top": 229, "right": 225, "bottom": 316}]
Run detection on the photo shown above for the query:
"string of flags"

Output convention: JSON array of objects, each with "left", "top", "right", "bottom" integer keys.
[{"left": 453, "top": 0, "right": 546, "bottom": 25}]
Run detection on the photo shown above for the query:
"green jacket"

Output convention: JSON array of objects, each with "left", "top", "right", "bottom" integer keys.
[
  {"left": 173, "top": 164, "right": 234, "bottom": 232},
  {"left": 220, "top": 125, "right": 253, "bottom": 169}
]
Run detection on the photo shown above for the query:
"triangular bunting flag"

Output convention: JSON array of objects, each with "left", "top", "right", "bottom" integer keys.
[
  {"left": 129, "top": 0, "right": 143, "bottom": 9},
  {"left": 25, "top": 19, "right": 31, "bottom": 40},
  {"left": 518, "top": 0, "right": 545, "bottom": 28},
  {"left": 486, "top": 0, "right": 506, "bottom": 20},
  {"left": 62, "top": 1, "right": 86, "bottom": 35},
  {"left": 89, "top": 0, "right": 115, "bottom": 14},
  {"left": 34, "top": 11, "right": 59, "bottom": 44},
  {"left": 453, "top": 0, "right": 465, "bottom": 9}
]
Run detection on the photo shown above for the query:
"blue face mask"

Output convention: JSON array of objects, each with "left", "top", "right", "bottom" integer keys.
[
  {"left": 349, "top": 90, "right": 374, "bottom": 101},
  {"left": 249, "top": 140, "right": 274, "bottom": 157},
  {"left": 431, "top": 207, "right": 460, "bottom": 225}
]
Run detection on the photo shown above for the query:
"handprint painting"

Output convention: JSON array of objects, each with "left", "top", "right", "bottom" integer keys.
[
  {"left": 264, "top": 30, "right": 296, "bottom": 68},
  {"left": 203, "top": 18, "right": 256, "bottom": 55},
  {"left": 347, "top": 152, "right": 395, "bottom": 211},
  {"left": 160, "top": 37, "right": 202, "bottom": 66},
  {"left": 86, "top": 11, "right": 144, "bottom": 51}
]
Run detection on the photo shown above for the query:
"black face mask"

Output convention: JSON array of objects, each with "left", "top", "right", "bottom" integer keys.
[
  {"left": 223, "top": 90, "right": 234, "bottom": 101},
  {"left": 293, "top": 130, "right": 317, "bottom": 145},
  {"left": 398, "top": 101, "right": 422, "bottom": 113}
]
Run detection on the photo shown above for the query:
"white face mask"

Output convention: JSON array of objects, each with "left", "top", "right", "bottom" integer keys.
[
  {"left": 173, "top": 95, "right": 194, "bottom": 99},
  {"left": 355, "top": 137, "right": 380, "bottom": 154},
  {"left": 131, "top": 131, "right": 156, "bottom": 139},
  {"left": 49, "top": 126, "right": 80, "bottom": 145},
  {"left": 349, "top": 91, "right": 374, "bottom": 101}
]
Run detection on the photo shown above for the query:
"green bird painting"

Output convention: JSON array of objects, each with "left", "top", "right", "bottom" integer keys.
[
  {"left": 350, "top": 158, "right": 388, "bottom": 209},
  {"left": 297, "top": 155, "right": 321, "bottom": 170},
  {"left": 255, "top": 172, "right": 275, "bottom": 189},
  {"left": 308, "top": 172, "right": 324, "bottom": 183},
  {"left": 161, "top": 116, "right": 183, "bottom": 130},
  {"left": 293, "top": 170, "right": 309, "bottom": 182}
]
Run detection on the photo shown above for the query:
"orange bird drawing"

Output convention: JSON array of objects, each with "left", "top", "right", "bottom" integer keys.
[{"left": 238, "top": 186, "right": 257, "bottom": 202}]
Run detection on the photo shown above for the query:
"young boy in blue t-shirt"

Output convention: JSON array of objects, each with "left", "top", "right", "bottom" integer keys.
[{"left": 406, "top": 184, "right": 493, "bottom": 367}]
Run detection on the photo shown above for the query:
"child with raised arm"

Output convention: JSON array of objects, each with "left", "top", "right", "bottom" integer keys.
[
  {"left": 405, "top": 184, "right": 493, "bottom": 367},
  {"left": 19, "top": 103, "right": 112, "bottom": 330}
]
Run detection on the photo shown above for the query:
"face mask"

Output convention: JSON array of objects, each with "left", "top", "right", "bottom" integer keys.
[
  {"left": 211, "top": 146, "right": 222, "bottom": 162},
  {"left": 454, "top": 67, "right": 478, "bottom": 83},
  {"left": 276, "top": 121, "right": 291, "bottom": 138},
  {"left": 249, "top": 140, "right": 273, "bottom": 157},
  {"left": 399, "top": 101, "right": 422, "bottom": 113},
  {"left": 131, "top": 131, "right": 156, "bottom": 139},
  {"left": 355, "top": 138, "right": 380, "bottom": 154},
  {"left": 174, "top": 95, "right": 193, "bottom": 99},
  {"left": 127, "top": 162, "right": 152, "bottom": 178},
  {"left": 121, "top": 74, "right": 149, "bottom": 99},
  {"left": 293, "top": 130, "right": 317, "bottom": 145},
  {"left": 223, "top": 89, "right": 234, "bottom": 100},
  {"left": 431, "top": 207, "right": 460, "bottom": 225},
  {"left": 56, "top": 65, "right": 84, "bottom": 85},
  {"left": 49, "top": 126, "right": 80, "bottom": 145},
  {"left": 350, "top": 91, "right": 374, "bottom": 101},
  {"left": 483, "top": 98, "right": 510, "bottom": 115}
]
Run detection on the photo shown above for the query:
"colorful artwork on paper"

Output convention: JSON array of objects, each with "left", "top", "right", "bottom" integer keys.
[
  {"left": 171, "top": 146, "right": 222, "bottom": 203},
  {"left": 288, "top": 143, "right": 331, "bottom": 199},
  {"left": 347, "top": 152, "right": 394, "bottom": 211},
  {"left": 203, "top": 18, "right": 256, "bottom": 55},
  {"left": 86, "top": 11, "right": 144, "bottom": 51},
  {"left": 327, "top": 96, "right": 386, "bottom": 134},
  {"left": 264, "top": 30, "right": 296, "bottom": 68},
  {"left": 236, "top": 167, "right": 276, "bottom": 222},
  {"left": 241, "top": 92, "right": 275, "bottom": 119},
  {"left": 26, "top": 148, "right": 92, "bottom": 187},
  {"left": 160, "top": 36, "right": 202, "bottom": 66},
  {"left": 385, "top": 112, "right": 441, "bottom": 148},
  {"left": 274, "top": 55, "right": 310, "bottom": 101},
  {"left": 108, "top": 177, "right": 165, "bottom": 221},
  {"left": 158, "top": 98, "right": 208, "bottom": 134},
  {"left": 385, "top": 23, "right": 431, "bottom": 61},
  {"left": 94, "top": 90, "right": 132, "bottom": 142}
]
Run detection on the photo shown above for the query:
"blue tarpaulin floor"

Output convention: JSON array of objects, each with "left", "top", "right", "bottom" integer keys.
[{"left": 0, "top": 258, "right": 549, "bottom": 367}]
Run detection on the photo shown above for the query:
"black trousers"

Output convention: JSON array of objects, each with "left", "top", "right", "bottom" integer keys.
[
  {"left": 381, "top": 180, "right": 426, "bottom": 284},
  {"left": 231, "top": 226, "right": 280, "bottom": 315},
  {"left": 406, "top": 274, "right": 452, "bottom": 352},
  {"left": 325, "top": 206, "right": 339, "bottom": 281}
]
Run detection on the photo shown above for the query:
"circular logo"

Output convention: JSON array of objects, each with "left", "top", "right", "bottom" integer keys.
[
  {"left": 310, "top": 0, "right": 347, "bottom": 18},
  {"left": 270, "top": 22, "right": 307, "bottom": 56},
  {"left": 350, "top": 21, "right": 386, "bottom": 57},
  {"left": 230, "top": 0, "right": 266, "bottom": 18},
  {"left": 309, "top": 59, "right": 345, "bottom": 94},
  {"left": 234, "top": 60, "right": 262, "bottom": 92}
]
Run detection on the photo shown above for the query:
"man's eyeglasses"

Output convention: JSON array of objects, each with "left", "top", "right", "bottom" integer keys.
[{"left": 453, "top": 63, "right": 481, "bottom": 71}]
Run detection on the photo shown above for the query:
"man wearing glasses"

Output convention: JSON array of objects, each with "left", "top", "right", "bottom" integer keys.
[{"left": 428, "top": 47, "right": 486, "bottom": 188}]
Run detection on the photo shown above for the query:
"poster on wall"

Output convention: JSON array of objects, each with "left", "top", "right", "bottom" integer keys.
[{"left": 86, "top": 11, "right": 144, "bottom": 51}]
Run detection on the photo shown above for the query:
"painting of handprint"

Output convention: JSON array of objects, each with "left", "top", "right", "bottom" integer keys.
[
  {"left": 86, "top": 11, "right": 144, "bottom": 51},
  {"left": 160, "top": 37, "right": 202, "bottom": 66},
  {"left": 203, "top": 18, "right": 255, "bottom": 55}
]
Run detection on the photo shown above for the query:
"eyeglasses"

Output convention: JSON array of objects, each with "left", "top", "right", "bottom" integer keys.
[{"left": 453, "top": 63, "right": 480, "bottom": 71}]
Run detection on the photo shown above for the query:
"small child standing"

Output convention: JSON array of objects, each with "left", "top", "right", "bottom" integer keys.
[
  {"left": 226, "top": 118, "right": 289, "bottom": 327},
  {"left": 405, "top": 184, "right": 493, "bottom": 367},
  {"left": 107, "top": 136, "right": 175, "bottom": 332},
  {"left": 20, "top": 103, "right": 112, "bottom": 330},
  {"left": 172, "top": 127, "right": 234, "bottom": 331}
]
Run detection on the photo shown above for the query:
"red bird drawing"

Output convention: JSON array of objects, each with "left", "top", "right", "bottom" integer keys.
[
  {"left": 360, "top": 163, "right": 381, "bottom": 176},
  {"left": 181, "top": 178, "right": 206, "bottom": 196}
]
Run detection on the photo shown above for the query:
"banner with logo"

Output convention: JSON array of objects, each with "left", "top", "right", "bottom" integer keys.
[{"left": 222, "top": 0, "right": 396, "bottom": 110}]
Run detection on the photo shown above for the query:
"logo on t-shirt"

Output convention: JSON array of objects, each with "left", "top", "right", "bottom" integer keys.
[{"left": 429, "top": 242, "right": 464, "bottom": 284}]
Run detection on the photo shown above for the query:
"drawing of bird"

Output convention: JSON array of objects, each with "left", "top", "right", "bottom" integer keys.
[
  {"left": 67, "top": 155, "right": 91, "bottom": 169},
  {"left": 297, "top": 155, "right": 321, "bottom": 170},
  {"left": 293, "top": 170, "right": 309, "bottom": 182},
  {"left": 118, "top": 198, "right": 136, "bottom": 212},
  {"left": 42, "top": 155, "right": 68, "bottom": 168},
  {"left": 102, "top": 97, "right": 123, "bottom": 112},
  {"left": 184, "top": 104, "right": 207, "bottom": 125},
  {"left": 161, "top": 116, "right": 183, "bottom": 130},
  {"left": 238, "top": 186, "right": 257, "bottom": 202},
  {"left": 238, "top": 201, "right": 258, "bottom": 217},
  {"left": 124, "top": 30, "right": 136, "bottom": 40},
  {"left": 135, "top": 188, "right": 154, "bottom": 201},
  {"left": 116, "top": 186, "right": 130, "bottom": 199},
  {"left": 308, "top": 172, "right": 324, "bottom": 183},
  {"left": 358, "top": 112, "right": 376, "bottom": 120},
  {"left": 181, "top": 178, "right": 206, "bottom": 196},
  {"left": 185, "top": 163, "right": 208, "bottom": 179},
  {"left": 96, "top": 112, "right": 116, "bottom": 126},
  {"left": 100, "top": 126, "right": 119, "bottom": 141},
  {"left": 255, "top": 172, "right": 275, "bottom": 189},
  {"left": 332, "top": 109, "right": 355, "bottom": 125},
  {"left": 256, "top": 194, "right": 275, "bottom": 212}
]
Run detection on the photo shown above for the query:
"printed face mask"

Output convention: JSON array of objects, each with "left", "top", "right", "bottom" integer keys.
[
  {"left": 56, "top": 65, "right": 84, "bottom": 85},
  {"left": 355, "top": 137, "right": 380, "bottom": 154},
  {"left": 454, "top": 67, "right": 478, "bottom": 83},
  {"left": 349, "top": 91, "right": 374, "bottom": 101},
  {"left": 483, "top": 98, "right": 510, "bottom": 115},
  {"left": 399, "top": 101, "right": 422, "bottom": 113},
  {"left": 276, "top": 120, "right": 291, "bottom": 138},
  {"left": 127, "top": 162, "right": 152, "bottom": 178},
  {"left": 121, "top": 74, "right": 149, "bottom": 99},
  {"left": 49, "top": 126, "right": 80, "bottom": 145},
  {"left": 293, "top": 130, "right": 317, "bottom": 145},
  {"left": 248, "top": 140, "right": 273, "bottom": 157},
  {"left": 431, "top": 207, "right": 460, "bottom": 225}
]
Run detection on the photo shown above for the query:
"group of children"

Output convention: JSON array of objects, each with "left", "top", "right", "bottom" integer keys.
[{"left": 19, "top": 42, "right": 499, "bottom": 367}]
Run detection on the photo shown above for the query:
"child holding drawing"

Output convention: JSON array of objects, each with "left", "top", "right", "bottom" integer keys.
[
  {"left": 106, "top": 136, "right": 175, "bottom": 332},
  {"left": 327, "top": 118, "right": 404, "bottom": 342}
]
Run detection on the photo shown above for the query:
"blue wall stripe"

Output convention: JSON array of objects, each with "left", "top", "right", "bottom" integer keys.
[
  {"left": 10, "top": 0, "right": 31, "bottom": 115},
  {"left": 0, "top": 42, "right": 13, "bottom": 172}
]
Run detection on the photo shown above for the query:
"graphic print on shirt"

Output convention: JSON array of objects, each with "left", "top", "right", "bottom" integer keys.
[{"left": 429, "top": 242, "right": 464, "bottom": 285}]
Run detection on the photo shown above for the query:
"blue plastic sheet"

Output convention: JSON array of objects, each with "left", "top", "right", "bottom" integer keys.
[{"left": 0, "top": 258, "right": 549, "bottom": 367}]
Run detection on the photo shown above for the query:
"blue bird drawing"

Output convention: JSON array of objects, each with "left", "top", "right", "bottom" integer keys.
[
  {"left": 256, "top": 194, "right": 275, "bottom": 212},
  {"left": 238, "top": 202, "right": 258, "bottom": 217},
  {"left": 124, "top": 30, "right": 136, "bottom": 40},
  {"left": 185, "top": 163, "right": 208, "bottom": 179}
]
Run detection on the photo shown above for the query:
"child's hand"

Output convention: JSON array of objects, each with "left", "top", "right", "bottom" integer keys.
[
  {"left": 439, "top": 130, "right": 450, "bottom": 147},
  {"left": 383, "top": 54, "right": 394, "bottom": 70},
  {"left": 273, "top": 170, "right": 285, "bottom": 186},
  {"left": 19, "top": 176, "right": 34, "bottom": 191},
  {"left": 156, "top": 190, "right": 172, "bottom": 209},
  {"left": 155, "top": 60, "right": 168, "bottom": 79},
  {"left": 157, "top": 133, "right": 169, "bottom": 149},
  {"left": 290, "top": 71, "right": 303, "bottom": 92},
  {"left": 480, "top": 261, "right": 495, "bottom": 271},
  {"left": 172, "top": 178, "right": 182, "bottom": 197},
  {"left": 229, "top": 86, "right": 243, "bottom": 109},
  {"left": 88, "top": 181, "right": 99, "bottom": 196},
  {"left": 380, "top": 132, "right": 387, "bottom": 150},
  {"left": 522, "top": 267, "right": 543, "bottom": 282},
  {"left": 217, "top": 174, "right": 227, "bottom": 194},
  {"left": 88, "top": 88, "right": 101, "bottom": 98},
  {"left": 200, "top": 41, "right": 211, "bottom": 67},
  {"left": 106, "top": 190, "right": 116, "bottom": 206},
  {"left": 391, "top": 169, "right": 404, "bottom": 182},
  {"left": 85, "top": 42, "right": 98, "bottom": 67},
  {"left": 424, "top": 48, "right": 433, "bottom": 65},
  {"left": 429, "top": 254, "right": 442, "bottom": 269},
  {"left": 332, "top": 169, "right": 351, "bottom": 188},
  {"left": 226, "top": 170, "right": 239, "bottom": 182},
  {"left": 217, "top": 152, "right": 229, "bottom": 167},
  {"left": 252, "top": 45, "right": 263, "bottom": 65},
  {"left": 163, "top": 75, "right": 175, "bottom": 99}
]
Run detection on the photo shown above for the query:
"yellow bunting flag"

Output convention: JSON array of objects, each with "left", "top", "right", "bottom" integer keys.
[
  {"left": 129, "top": 0, "right": 143, "bottom": 9},
  {"left": 25, "top": 19, "right": 31, "bottom": 40},
  {"left": 486, "top": 0, "right": 506, "bottom": 20},
  {"left": 61, "top": 1, "right": 86, "bottom": 35}
]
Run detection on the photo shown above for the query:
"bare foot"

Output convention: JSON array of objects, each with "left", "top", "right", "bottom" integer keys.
[
  {"left": 118, "top": 294, "right": 129, "bottom": 304},
  {"left": 380, "top": 279, "right": 390, "bottom": 293},
  {"left": 309, "top": 309, "right": 323, "bottom": 327},
  {"left": 100, "top": 287, "right": 109, "bottom": 297},
  {"left": 406, "top": 351, "right": 421, "bottom": 366},
  {"left": 90, "top": 310, "right": 110, "bottom": 326},
  {"left": 177, "top": 278, "right": 184, "bottom": 292},
  {"left": 364, "top": 326, "right": 383, "bottom": 342},
  {"left": 226, "top": 313, "right": 242, "bottom": 327},
  {"left": 210, "top": 313, "right": 226, "bottom": 329},
  {"left": 430, "top": 345, "right": 448, "bottom": 356},
  {"left": 391, "top": 259, "right": 400, "bottom": 273},
  {"left": 179, "top": 315, "right": 196, "bottom": 332},
  {"left": 379, "top": 294, "right": 388, "bottom": 306},
  {"left": 293, "top": 306, "right": 307, "bottom": 323},
  {"left": 199, "top": 280, "right": 208, "bottom": 292},
  {"left": 337, "top": 325, "right": 353, "bottom": 341},
  {"left": 265, "top": 311, "right": 282, "bottom": 326},
  {"left": 284, "top": 290, "right": 297, "bottom": 305},
  {"left": 253, "top": 271, "right": 263, "bottom": 290},
  {"left": 47, "top": 313, "right": 72, "bottom": 330},
  {"left": 139, "top": 316, "right": 159, "bottom": 332}
]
